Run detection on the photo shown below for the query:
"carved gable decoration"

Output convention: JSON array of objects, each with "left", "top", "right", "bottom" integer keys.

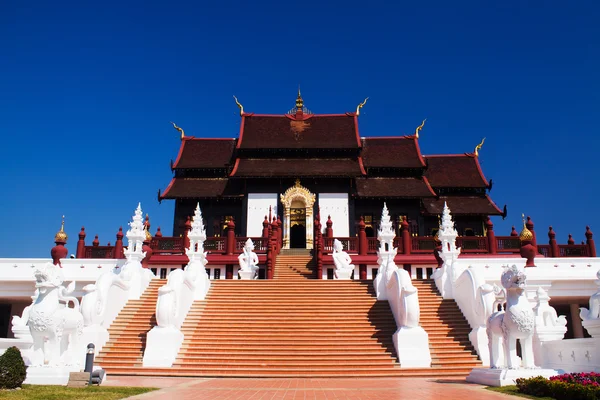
[{"left": 280, "top": 180, "right": 316, "bottom": 209}]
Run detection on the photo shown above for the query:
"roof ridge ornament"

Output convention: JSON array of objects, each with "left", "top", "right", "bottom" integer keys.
[
  {"left": 233, "top": 95, "right": 244, "bottom": 116},
  {"left": 415, "top": 119, "right": 426, "bottom": 139},
  {"left": 287, "top": 88, "right": 312, "bottom": 115},
  {"left": 356, "top": 97, "right": 369, "bottom": 116},
  {"left": 170, "top": 121, "right": 185, "bottom": 140},
  {"left": 474, "top": 137, "right": 486, "bottom": 157}
]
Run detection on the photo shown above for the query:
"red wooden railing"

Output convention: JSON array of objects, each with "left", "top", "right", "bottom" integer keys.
[
  {"left": 323, "top": 237, "right": 358, "bottom": 253},
  {"left": 150, "top": 237, "right": 185, "bottom": 255},
  {"left": 538, "top": 245, "right": 551, "bottom": 258},
  {"left": 204, "top": 237, "right": 226, "bottom": 253},
  {"left": 495, "top": 236, "right": 521, "bottom": 253},
  {"left": 559, "top": 245, "right": 590, "bottom": 257},
  {"left": 84, "top": 246, "right": 114, "bottom": 259},
  {"left": 456, "top": 237, "right": 488, "bottom": 253},
  {"left": 235, "top": 237, "right": 269, "bottom": 253},
  {"left": 411, "top": 237, "right": 437, "bottom": 253}
]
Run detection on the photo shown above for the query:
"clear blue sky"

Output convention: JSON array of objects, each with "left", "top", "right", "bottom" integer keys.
[{"left": 1, "top": 1, "right": 598, "bottom": 257}]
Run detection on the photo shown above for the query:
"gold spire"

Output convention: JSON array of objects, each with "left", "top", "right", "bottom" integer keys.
[
  {"left": 519, "top": 213, "right": 533, "bottom": 242},
  {"left": 170, "top": 121, "right": 185, "bottom": 139},
  {"left": 54, "top": 215, "right": 68, "bottom": 243},
  {"left": 356, "top": 97, "right": 369, "bottom": 116},
  {"left": 295, "top": 87, "right": 303, "bottom": 109},
  {"left": 474, "top": 137, "right": 486, "bottom": 157},
  {"left": 233, "top": 95, "right": 244, "bottom": 116},
  {"left": 415, "top": 119, "right": 426, "bottom": 138},
  {"left": 144, "top": 225, "right": 152, "bottom": 242}
]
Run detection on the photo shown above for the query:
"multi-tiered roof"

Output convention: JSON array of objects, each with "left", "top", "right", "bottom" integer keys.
[{"left": 159, "top": 92, "right": 504, "bottom": 217}]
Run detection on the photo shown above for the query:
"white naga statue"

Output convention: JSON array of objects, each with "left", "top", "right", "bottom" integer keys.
[
  {"left": 238, "top": 238, "right": 259, "bottom": 280},
  {"left": 580, "top": 269, "right": 600, "bottom": 337},
  {"left": 332, "top": 239, "right": 354, "bottom": 280},
  {"left": 27, "top": 262, "right": 84, "bottom": 367},
  {"left": 487, "top": 265, "right": 536, "bottom": 369}
]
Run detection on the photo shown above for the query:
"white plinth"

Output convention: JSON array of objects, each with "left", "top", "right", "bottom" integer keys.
[
  {"left": 582, "top": 319, "right": 600, "bottom": 338},
  {"left": 81, "top": 325, "right": 110, "bottom": 355},
  {"left": 393, "top": 326, "right": 432, "bottom": 368},
  {"left": 25, "top": 365, "right": 82, "bottom": 385},
  {"left": 466, "top": 367, "right": 560, "bottom": 387},
  {"left": 334, "top": 269, "right": 353, "bottom": 280},
  {"left": 239, "top": 270, "right": 257, "bottom": 280},
  {"left": 142, "top": 326, "right": 184, "bottom": 368}
]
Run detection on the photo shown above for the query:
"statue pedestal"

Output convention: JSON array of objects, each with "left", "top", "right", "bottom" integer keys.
[
  {"left": 81, "top": 325, "right": 110, "bottom": 356},
  {"left": 582, "top": 319, "right": 600, "bottom": 338},
  {"left": 142, "top": 326, "right": 184, "bottom": 368},
  {"left": 25, "top": 365, "right": 82, "bottom": 385},
  {"left": 393, "top": 326, "right": 431, "bottom": 368},
  {"left": 334, "top": 269, "right": 353, "bottom": 280},
  {"left": 466, "top": 367, "right": 560, "bottom": 387},
  {"left": 239, "top": 270, "right": 257, "bottom": 280}
]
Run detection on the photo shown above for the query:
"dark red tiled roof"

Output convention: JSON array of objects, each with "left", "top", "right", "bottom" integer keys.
[
  {"left": 424, "top": 154, "right": 489, "bottom": 188},
  {"left": 160, "top": 178, "right": 233, "bottom": 199},
  {"left": 173, "top": 138, "right": 235, "bottom": 169},
  {"left": 237, "top": 114, "right": 360, "bottom": 149},
  {"left": 423, "top": 196, "right": 503, "bottom": 215},
  {"left": 230, "top": 158, "right": 365, "bottom": 177},
  {"left": 361, "top": 137, "right": 426, "bottom": 169},
  {"left": 355, "top": 177, "right": 436, "bottom": 198}
]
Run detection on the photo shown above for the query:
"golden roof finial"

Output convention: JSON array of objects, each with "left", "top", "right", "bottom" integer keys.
[
  {"left": 170, "top": 121, "right": 185, "bottom": 139},
  {"left": 356, "top": 97, "right": 369, "bottom": 116},
  {"left": 294, "top": 178, "right": 301, "bottom": 187},
  {"left": 474, "top": 137, "right": 486, "bottom": 157},
  {"left": 415, "top": 119, "right": 426, "bottom": 138},
  {"left": 519, "top": 213, "right": 533, "bottom": 242},
  {"left": 296, "top": 87, "right": 304, "bottom": 110},
  {"left": 54, "top": 215, "right": 68, "bottom": 243},
  {"left": 233, "top": 95, "right": 244, "bottom": 116}
]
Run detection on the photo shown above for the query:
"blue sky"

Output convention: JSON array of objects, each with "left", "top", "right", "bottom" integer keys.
[{"left": 0, "top": 1, "right": 598, "bottom": 257}]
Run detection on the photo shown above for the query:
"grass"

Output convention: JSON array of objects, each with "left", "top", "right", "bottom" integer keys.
[
  {"left": 485, "top": 385, "right": 554, "bottom": 400},
  {"left": 0, "top": 385, "right": 157, "bottom": 400}
]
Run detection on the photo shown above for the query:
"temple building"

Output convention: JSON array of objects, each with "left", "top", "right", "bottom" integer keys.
[{"left": 159, "top": 91, "right": 505, "bottom": 250}]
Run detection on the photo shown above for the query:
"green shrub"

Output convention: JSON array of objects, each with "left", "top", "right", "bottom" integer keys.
[
  {"left": 548, "top": 380, "right": 600, "bottom": 400},
  {"left": 0, "top": 347, "right": 27, "bottom": 389},
  {"left": 516, "top": 376, "right": 551, "bottom": 397}
]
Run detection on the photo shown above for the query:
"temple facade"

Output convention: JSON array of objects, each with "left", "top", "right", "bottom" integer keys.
[{"left": 160, "top": 92, "right": 505, "bottom": 250}]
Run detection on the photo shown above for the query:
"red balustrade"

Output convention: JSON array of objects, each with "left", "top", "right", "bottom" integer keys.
[
  {"left": 323, "top": 237, "right": 358, "bottom": 253},
  {"left": 204, "top": 237, "right": 226, "bottom": 253},
  {"left": 235, "top": 237, "right": 268, "bottom": 253},
  {"left": 411, "top": 237, "right": 437, "bottom": 253},
  {"left": 367, "top": 238, "right": 378, "bottom": 253},
  {"left": 456, "top": 237, "right": 488, "bottom": 253},
  {"left": 495, "top": 236, "right": 521, "bottom": 253},
  {"left": 150, "top": 237, "right": 185, "bottom": 255},
  {"left": 537, "top": 245, "right": 551, "bottom": 258},
  {"left": 84, "top": 246, "right": 114, "bottom": 259},
  {"left": 559, "top": 245, "right": 590, "bottom": 257},
  {"left": 393, "top": 237, "right": 404, "bottom": 253}
]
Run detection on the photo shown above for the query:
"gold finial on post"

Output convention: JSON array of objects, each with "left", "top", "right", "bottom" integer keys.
[
  {"left": 415, "top": 119, "right": 426, "bottom": 138},
  {"left": 170, "top": 121, "right": 185, "bottom": 139},
  {"left": 356, "top": 97, "right": 369, "bottom": 116},
  {"left": 233, "top": 95, "right": 244, "bottom": 116},
  {"left": 295, "top": 88, "right": 304, "bottom": 109},
  {"left": 474, "top": 137, "right": 486, "bottom": 157}
]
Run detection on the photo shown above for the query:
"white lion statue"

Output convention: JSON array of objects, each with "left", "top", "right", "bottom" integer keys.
[
  {"left": 487, "top": 265, "right": 536, "bottom": 369},
  {"left": 27, "top": 262, "right": 83, "bottom": 367},
  {"left": 332, "top": 239, "right": 354, "bottom": 280}
]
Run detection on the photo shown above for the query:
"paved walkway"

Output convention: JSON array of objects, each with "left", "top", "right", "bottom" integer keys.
[{"left": 107, "top": 377, "right": 515, "bottom": 400}]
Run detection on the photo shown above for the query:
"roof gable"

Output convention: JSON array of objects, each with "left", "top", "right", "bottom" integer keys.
[
  {"left": 237, "top": 114, "right": 361, "bottom": 149},
  {"left": 173, "top": 138, "right": 236, "bottom": 169},
  {"left": 424, "top": 154, "right": 489, "bottom": 188}
]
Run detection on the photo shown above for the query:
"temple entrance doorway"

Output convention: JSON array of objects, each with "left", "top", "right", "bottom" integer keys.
[
  {"left": 280, "top": 180, "right": 315, "bottom": 249},
  {"left": 290, "top": 207, "right": 307, "bottom": 248}
]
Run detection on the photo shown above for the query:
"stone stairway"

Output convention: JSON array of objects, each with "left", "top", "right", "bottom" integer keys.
[
  {"left": 98, "top": 256, "right": 480, "bottom": 377},
  {"left": 95, "top": 279, "right": 164, "bottom": 369},
  {"left": 412, "top": 279, "right": 481, "bottom": 371}
]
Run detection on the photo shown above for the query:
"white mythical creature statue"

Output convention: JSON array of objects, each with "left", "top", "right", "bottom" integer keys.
[
  {"left": 238, "top": 238, "right": 259, "bottom": 280},
  {"left": 332, "top": 239, "right": 354, "bottom": 280},
  {"left": 11, "top": 292, "right": 38, "bottom": 340},
  {"left": 487, "top": 265, "right": 536, "bottom": 369},
  {"left": 579, "top": 269, "right": 600, "bottom": 337},
  {"left": 27, "top": 262, "right": 83, "bottom": 367}
]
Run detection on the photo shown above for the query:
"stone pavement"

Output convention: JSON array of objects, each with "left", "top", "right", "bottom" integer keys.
[{"left": 106, "top": 377, "right": 515, "bottom": 399}]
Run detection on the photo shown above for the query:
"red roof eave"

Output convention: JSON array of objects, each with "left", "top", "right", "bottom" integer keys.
[
  {"left": 160, "top": 178, "right": 176, "bottom": 199},
  {"left": 235, "top": 115, "right": 247, "bottom": 149},
  {"left": 472, "top": 153, "right": 490, "bottom": 187},
  {"left": 422, "top": 176, "right": 437, "bottom": 197},
  {"left": 229, "top": 158, "right": 241, "bottom": 176},
  {"left": 486, "top": 194, "right": 503, "bottom": 214},
  {"left": 171, "top": 138, "right": 188, "bottom": 169}
]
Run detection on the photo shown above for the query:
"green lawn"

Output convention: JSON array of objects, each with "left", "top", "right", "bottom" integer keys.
[
  {"left": 486, "top": 385, "right": 554, "bottom": 400},
  {"left": 0, "top": 385, "right": 157, "bottom": 400}
]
